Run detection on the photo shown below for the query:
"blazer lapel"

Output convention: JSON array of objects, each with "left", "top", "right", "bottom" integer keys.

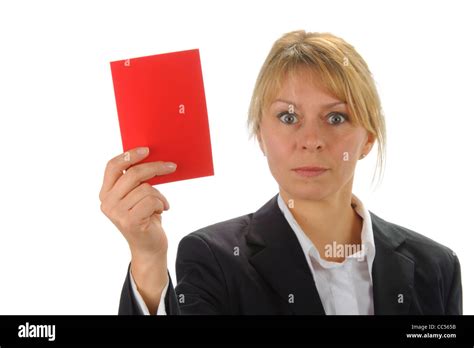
[
  {"left": 371, "top": 212, "right": 415, "bottom": 314},
  {"left": 246, "top": 195, "right": 326, "bottom": 315},
  {"left": 245, "top": 195, "right": 415, "bottom": 315}
]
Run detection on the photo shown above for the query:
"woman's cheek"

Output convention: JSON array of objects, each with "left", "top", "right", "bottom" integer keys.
[
  {"left": 267, "top": 148, "right": 288, "bottom": 177},
  {"left": 332, "top": 130, "right": 362, "bottom": 161},
  {"left": 330, "top": 139, "right": 359, "bottom": 177},
  {"left": 266, "top": 133, "right": 290, "bottom": 160},
  {"left": 265, "top": 139, "right": 294, "bottom": 180}
]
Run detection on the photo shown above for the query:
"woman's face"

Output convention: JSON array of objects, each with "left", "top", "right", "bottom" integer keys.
[{"left": 257, "top": 70, "right": 374, "bottom": 202}]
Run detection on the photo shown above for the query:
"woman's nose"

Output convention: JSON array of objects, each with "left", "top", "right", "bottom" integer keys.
[{"left": 299, "top": 124, "right": 325, "bottom": 151}]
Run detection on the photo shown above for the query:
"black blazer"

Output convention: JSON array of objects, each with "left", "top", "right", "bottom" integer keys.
[{"left": 119, "top": 194, "right": 462, "bottom": 315}]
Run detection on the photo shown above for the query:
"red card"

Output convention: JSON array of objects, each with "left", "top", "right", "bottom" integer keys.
[{"left": 110, "top": 49, "right": 214, "bottom": 185}]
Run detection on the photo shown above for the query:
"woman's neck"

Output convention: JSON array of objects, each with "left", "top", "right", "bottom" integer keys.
[{"left": 279, "top": 187, "right": 363, "bottom": 263}]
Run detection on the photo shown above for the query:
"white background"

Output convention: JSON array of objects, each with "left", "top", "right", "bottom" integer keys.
[{"left": 0, "top": 0, "right": 472, "bottom": 314}]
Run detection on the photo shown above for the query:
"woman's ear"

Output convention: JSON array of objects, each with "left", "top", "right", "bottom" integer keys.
[{"left": 362, "top": 132, "right": 375, "bottom": 157}]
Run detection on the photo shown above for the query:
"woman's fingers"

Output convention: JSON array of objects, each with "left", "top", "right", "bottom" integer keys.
[
  {"left": 111, "top": 160, "right": 177, "bottom": 202},
  {"left": 99, "top": 146, "right": 177, "bottom": 207},
  {"left": 129, "top": 195, "right": 165, "bottom": 225},
  {"left": 99, "top": 147, "right": 174, "bottom": 262},
  {"left": 119, "top": 183, "right": 170, "bottom": 212},
  {"left": 99, "top": 147, "right": 150, "bottom": 202}
]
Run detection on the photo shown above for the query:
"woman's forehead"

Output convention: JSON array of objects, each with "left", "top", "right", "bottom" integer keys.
[{"left": 267, "top": 70, "right": 341, "bottom": 106}]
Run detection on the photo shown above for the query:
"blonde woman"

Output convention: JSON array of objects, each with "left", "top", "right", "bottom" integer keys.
[{"left": 99, "top": 30, "right": 462, "bottom": 315}]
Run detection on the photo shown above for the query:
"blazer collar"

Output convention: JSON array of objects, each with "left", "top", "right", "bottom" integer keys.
[
  {"left": 246, "top": 194, "right": 326, "bottom": 315},
  {"left": 370, "top": 212, "right": 415, "bottom": 314},
  {"left": 246, "top": 194, "right": 415, "bottom": 315}
]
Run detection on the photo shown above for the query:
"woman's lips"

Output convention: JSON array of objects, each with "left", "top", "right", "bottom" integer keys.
[{"left": 292, "top": 167, "right": 328, "bottom": 178}]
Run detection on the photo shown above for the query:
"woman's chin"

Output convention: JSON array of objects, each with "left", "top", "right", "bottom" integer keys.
[{"left": 280, "top": 185, "right": 333, "bottom": 202}]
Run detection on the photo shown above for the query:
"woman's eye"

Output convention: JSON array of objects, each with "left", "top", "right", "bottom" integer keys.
[
  {"left": 278, "top": 112, "right": 298, "bottom": 124},
  {"left": 327, "top": 112, "right": 347, "bottom": 125}
]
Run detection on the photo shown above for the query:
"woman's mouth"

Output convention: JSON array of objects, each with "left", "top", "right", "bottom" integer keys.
[{"left": 292, "top": 167, "right": 329, "bottom": 178}]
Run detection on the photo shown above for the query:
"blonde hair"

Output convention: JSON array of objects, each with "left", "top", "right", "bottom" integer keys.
[{"left": 247, "top": 30, "right": 386, "bottom": 186}]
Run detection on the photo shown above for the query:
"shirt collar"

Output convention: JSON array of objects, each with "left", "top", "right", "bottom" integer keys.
[{"left": 276, "top": 193, "right": 376, "bottom": 283}]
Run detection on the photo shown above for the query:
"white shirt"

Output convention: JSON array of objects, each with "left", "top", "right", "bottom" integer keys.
[
  {"left": 277, "top": 193, "right": 376, "bottom": 315},
  {"left": 130, "top": 193, "right": 376, "bottom": 315},
  {"left": 129, "top": 267, "right": 169, "bottom": 315}
]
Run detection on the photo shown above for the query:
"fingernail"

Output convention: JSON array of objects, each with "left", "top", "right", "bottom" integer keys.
[
  {"left": 164, "top": 162, "right": 177, "bottom": 170},
  {"left": 137, "top": 147, "right": 149, "bottom": 155}
]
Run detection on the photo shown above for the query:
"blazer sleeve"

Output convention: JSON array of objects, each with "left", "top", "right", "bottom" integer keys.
[
  {"left": 118, "top": 262, "right": 180, "bottom": 315},
  {"left": 173, "top": 233, "right": 230, "bottom": 314},
  {"left": 118, "top": 233, "right": 228, "bottom": 315},
  {"left": 445, "top": 254, "right": 463, "bottom": 315}
]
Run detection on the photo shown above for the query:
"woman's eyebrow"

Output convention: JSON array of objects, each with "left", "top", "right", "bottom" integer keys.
[{"left": 272, "top": 99, "right": 346, "bottom": 109}]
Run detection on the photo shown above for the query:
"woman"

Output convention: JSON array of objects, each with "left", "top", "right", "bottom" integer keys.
[{"left": 99, "top": 30, "right": 462, "bottom": 315}]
